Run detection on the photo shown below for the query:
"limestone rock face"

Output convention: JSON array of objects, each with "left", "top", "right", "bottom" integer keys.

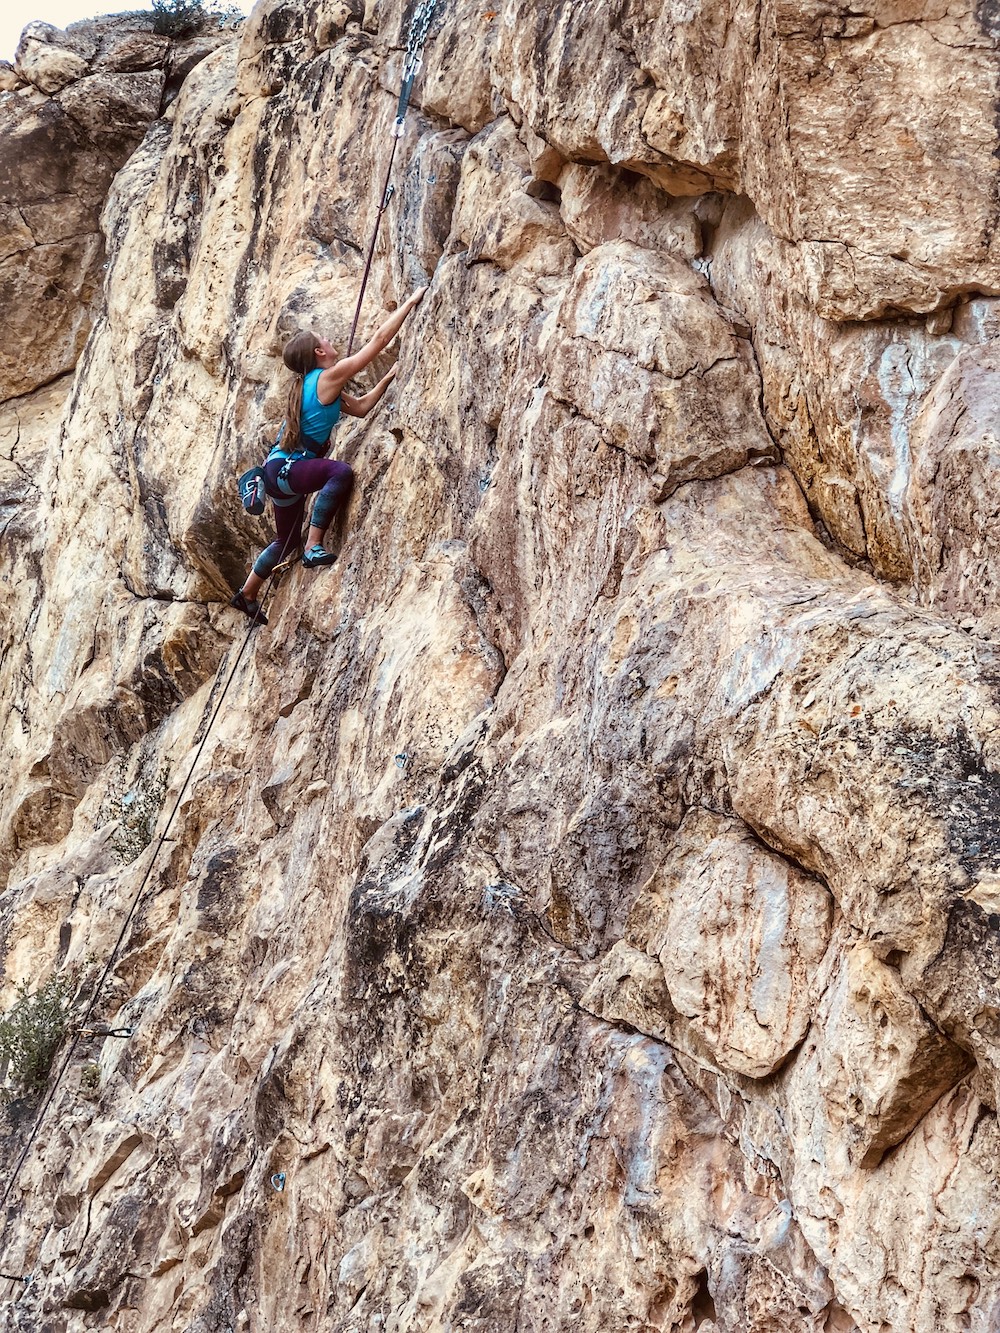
[
  {"left": 495, "top": 0, "right": 1000, "bottom": 319},
  {"left": 0, "top": 14, "right": 234, "bottom": 402},
  {"left": 3, "top": 2, "right": 1000, "bottom": 1332},
  {"left": 583, "top": 811, "right": 834, "bottom": 1079}
]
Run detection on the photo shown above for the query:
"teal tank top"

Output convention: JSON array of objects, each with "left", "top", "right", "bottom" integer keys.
[{"left": 299, "top": 368, "right": 341, "bottom": 445}]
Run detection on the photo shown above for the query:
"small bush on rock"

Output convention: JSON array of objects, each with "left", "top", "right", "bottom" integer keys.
[
  {"left": 151, "top": 0, "right": 220, "bottom": 37},
  {"left": 79, "top": 1062, "right": 101, "bottom": 1097},
  {"left": 0, "top": 974, "right": 75, "bottom": 1100},
  {"left": 100, "top": 763, "right": 169, "bottom": 865}
]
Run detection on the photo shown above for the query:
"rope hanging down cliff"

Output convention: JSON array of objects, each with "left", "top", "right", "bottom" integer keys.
[
  {"left": 347, "top": 0, "right": 440, "bottom": 355},
  {"left": 0, "top": 0, "right": 442, "bottom": 1293},
  {"left": 0, "top": 614, "right": 263, "bottom": 1293}
]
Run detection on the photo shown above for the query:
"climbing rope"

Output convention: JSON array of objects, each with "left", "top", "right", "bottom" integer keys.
[
  {"left": 0, "top": 540, "right": 291, "bottom": 1291},
  {"left": 0, "top": 0, "right": 442, "bottom": 1291},
  {"left": 0, "top": 634, "right": 249, "bottom": 1232},
  {"left": 346, "top": 0, "right": 440, "bottom": 355}
]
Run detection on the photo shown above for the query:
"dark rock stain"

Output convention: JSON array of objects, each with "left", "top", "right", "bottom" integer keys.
[{"left": 891, "top": 723, "right": 1000, "bottom": 878}]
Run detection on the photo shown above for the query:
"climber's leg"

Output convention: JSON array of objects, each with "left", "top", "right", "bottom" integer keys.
[
  {"left": 289, "top": 459, "right": 353, "bottom": 568},
  {"left": 231, "top": 489, "right": 306, "bottom": 619},
  {"left": 254, "top": 494, "right": 307, "bottom": 576}
]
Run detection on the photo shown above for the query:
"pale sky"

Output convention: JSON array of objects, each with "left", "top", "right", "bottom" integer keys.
[{"left": 2, "top": 1, "right": 250, "bottom": 63}]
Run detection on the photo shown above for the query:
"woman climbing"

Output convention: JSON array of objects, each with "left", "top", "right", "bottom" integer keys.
[{"left": 230, "top": 285, "right": 427, "bottom": 624}]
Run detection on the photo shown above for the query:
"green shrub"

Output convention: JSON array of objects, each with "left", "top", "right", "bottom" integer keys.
[
  {"left": 151, "top": 0, "right": 220, "bottom": 37},
  {"left": 79, "top": 1062, "right": 101, "bottom": 1097},
  {"left": 0, "top": 974, "right": 75, "bottom": 1100}
]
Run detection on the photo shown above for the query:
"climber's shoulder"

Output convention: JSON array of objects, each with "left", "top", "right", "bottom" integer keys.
[{"left": 316, "top": 363, "right": 352, "bottom": 404}]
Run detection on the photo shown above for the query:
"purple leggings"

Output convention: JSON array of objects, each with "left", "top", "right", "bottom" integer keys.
[{"left": 253, "top": 456, "right": 354, "bottom": 577}]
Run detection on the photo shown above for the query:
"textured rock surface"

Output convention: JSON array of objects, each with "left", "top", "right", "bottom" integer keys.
[
  {"left": 0, "top": 14, "right": 233, "bottom": 401},
  {"left": 1, "top": 1, "right": 1000, "bottom": 1331}
]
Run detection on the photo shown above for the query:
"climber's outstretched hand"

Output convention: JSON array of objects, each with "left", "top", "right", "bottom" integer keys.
[{"left": 321, "top": 286, "right": 428, "bottom": 400}]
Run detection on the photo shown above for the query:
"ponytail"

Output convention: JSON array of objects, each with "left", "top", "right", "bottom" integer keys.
[
  {"left": 281, "top": 329, "right": 319, "bottom": 447},
  {"left": 285, "top": 377, "right": 304, "bottom": 447}
]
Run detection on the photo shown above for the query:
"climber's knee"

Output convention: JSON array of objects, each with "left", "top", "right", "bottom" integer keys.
[
  {"left": 253, "top": 542, "right": 283, "bottom": 578},
  {"left": 311, "top": 463, "right": 353, "bottom": 531}
]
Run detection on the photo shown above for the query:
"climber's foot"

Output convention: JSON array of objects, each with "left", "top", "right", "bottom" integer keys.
[
  {"left": 230, "top": 590, "right": 268, "bottom": 625},
  {"left": 302, "top": 544, "right": 337, "bottom": 569}
]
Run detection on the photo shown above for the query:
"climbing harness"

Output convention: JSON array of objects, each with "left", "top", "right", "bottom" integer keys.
[
  {"left": 238, "top": 427, "right": 325, "bottom": 515},
  {"left": 2, "top": 0, "right": 443, "bottom": 1296},
  {"left": 238, "top": 437, "right": 318, "bottom": 515},
  {"left": 268, "top": 439, "right": 321, "bottom": 500}
]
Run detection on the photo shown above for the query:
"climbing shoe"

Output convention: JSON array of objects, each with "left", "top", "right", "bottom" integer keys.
[
  {"left": 238, "top": 466, "right": 267, "bottom": 516},
  {"left": 301, "top": 545, "right": 337, "bottom": 568},
  {"left": 230, "top": 590, "right": 268, "bottom": 626}
]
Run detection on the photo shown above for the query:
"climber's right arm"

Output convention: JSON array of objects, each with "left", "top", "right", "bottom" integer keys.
[{"left": 318, "top": 286, "right": 427, "bottom": 401}]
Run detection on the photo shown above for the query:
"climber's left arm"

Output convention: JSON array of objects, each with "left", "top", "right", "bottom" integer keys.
[{"left": 341, "top": 366, "right": 397, "bottom": 418}]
